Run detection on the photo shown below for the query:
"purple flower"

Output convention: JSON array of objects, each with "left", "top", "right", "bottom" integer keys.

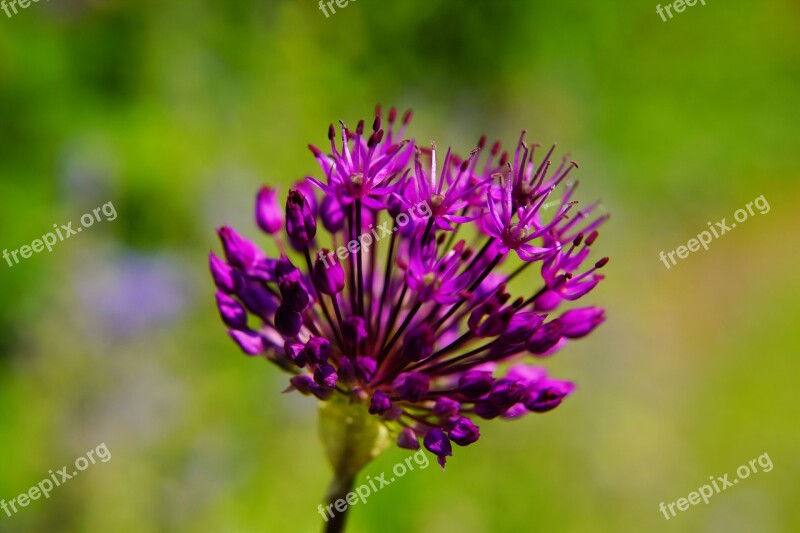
[
  {"left": 284, "top": 341, "right": 307, "bottom": 367},
  {"left": 209, "top": 108, "right": 609, "bottom": 468},
  {"left": 314, "top": 364, "right": 339, "bottom": 389},
  {"left": 407, "top": 142, "right": 489, "bottom": 232},
  {"left": 448, "top": 417, "right": 480, "bottom": 446},
  {"left": 336, "top": 356, "right": 355, "bottom": 384},
  {"left": 274, "top": 306, "right": 302, "bottom": 337},
  {"left": 559, "top": 307, "right": 606, "bottom": 338},
  {"left": 289, "top": 375, "right": 332, "bottom": 400},
  {"left": 217, "top": 226, "right": 262, "bottom": 270},
  {"left": 424, "top": 428, "right": 453, "bottom": 468},
  {"left": 277, "top": 270, "right": 310, "bottom": 313},
  {"left": 228, "top": 329, "right": 264, "bottom": 356},
  {"left": 526, "top": 320, "right": 564, "bottom": 356},
  {"left": 369, "top": 390, "right": 392, "bottom": 415},
  {"left": 459, "top": 371, "right": 494, "bottom": 399},
  {"left": 502, "top": 311, "right": 546, "bottom": 345},
  {"left": 216, "top": 291, "right": 248, "bottom": 329},
  {"left": 209, "top": 252, "right": 240, "bottom": 293},
  {"left": 487, "top": 378, "right": 526, "bottom": 412},
  {"left": 285, "top": 190, "right": 316, "bottom": 245},
  {"left": 524, "top": 378, "right": 576, "bottom": 413},
  {"left": 341, "top": 316, "right": 367, "bottom": 350},
  {"left": 433, "top": 397, "right": 460, "bottom": 418},
  {"left": 319, "top": 195, "right": 345, "bottom": 233},
  {"left": 307, "top": 109, "right": 414, "bottom": 208},
  {"left": 391, "top": 372, "right": 430, "bottom": 403},
  {"left": 401, "top": 324, "right": 435, "bottom": 362},
  {"left": 397, "top": 427, "right": 420, "bottom": 449},
  {"left": 313, "top": 249, "right": 345, "bottom": 295},
  {"left": 304, "top": 336, "right": 331, "bottom": 364},
  {"left": 256, "top": 186, "right": 283, "bottom": 234}
]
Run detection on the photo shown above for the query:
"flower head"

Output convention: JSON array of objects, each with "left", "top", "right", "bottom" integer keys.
[{"left": 210, "top": 107, "right": 609, "bottom": 468}]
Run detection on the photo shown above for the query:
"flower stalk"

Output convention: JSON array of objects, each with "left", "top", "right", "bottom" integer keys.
[{"left": 318, "top": 395, "right": 390, "bottom": 532}]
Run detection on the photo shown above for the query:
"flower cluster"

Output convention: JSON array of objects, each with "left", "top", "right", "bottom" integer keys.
[{"left": 210, "top": 108, "right": 609, "bottom": 468}]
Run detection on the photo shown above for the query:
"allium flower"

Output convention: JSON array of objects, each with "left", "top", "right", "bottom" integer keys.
[{"left": 210, "top": 107, "right": 608, "bottom": 532}]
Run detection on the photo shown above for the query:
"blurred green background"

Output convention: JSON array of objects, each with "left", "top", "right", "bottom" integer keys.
[{"left": 1, "top": 0, "right": 799, "bottom": 531}]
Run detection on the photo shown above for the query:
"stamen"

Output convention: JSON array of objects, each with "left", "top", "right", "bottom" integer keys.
[{"left": 430, "top": 141, "right": 437, "bottom": 190}]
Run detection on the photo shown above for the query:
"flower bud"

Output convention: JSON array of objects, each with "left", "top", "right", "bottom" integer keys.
[
  {"left": 216, "top": 292, "right": 247, "bottom": 329},
  {"left": 458, "top": 371, "right": 494, "bottom": 399},
  {"left": 559, "top": 307, "right": 605, "bottom": 338},
  {"left": 304, "top": 337, "right": 331, "bottom": 365},
  {"left": 467, "top": 291, "right": 512, "bottom": 337},
  {"left": 238, "top": 278, "right": 279, "bottom": 319},
  {"left": 320, "top": 195, "right": 345, "bottom": 233},
  {"left": 433, "top": 397, "right": 460, "bottom": 418},
  {"left": 473, "top": 402, "right": 502, "bottom": 419},
  {"left": 524, "top": 379, "right": 575, "bottom": 413},
  {"left": 525, "top": 320, "right": 563, "bottom": 355},
  {"left": 274, "top": 255, "right": 299, "bottom": 281},
  {"left": 314, "top": 364, "right": 338, "bottom": 389},
  {"left": 401, "top": 324, "right": 435, "bottom": 362},
  {"left": 369, "top": 390, "right": 392, "bottom": 415},
  {"left": 274, "top": 306, "right": 302, "bottom": 337},
  {"left": 337, "top": 356, "right": 355, "bottom": 384},
  {"left": 397, "top": 427, "right": 420, "bottom": 450},
  {"left": 487, "top": 378, "right": 526, "bottom": 411},
  {"left": 255, "top": 186, "right": 283, "bottom": 234},
  {"left": 313, "top": 250, "right": 345, "bottom": 295},
  {"left": 288, "top": 375, "right": 314, "bottom": 394},
  {"left": 278, "top": 272, "right": 310, "bottom": 312},
  {"left": 289, "top": 375, "right": 332, "bottom": 400},
  {"left": 284, "top": 341, "right": 307, "bottom": 367},
  {"left": 501, "top": 312, "right": 545, "bottom": 345},
  {"left": 424, "top": 428, "right": 452, "bottom": 468},
  {"left": 341, "top": 316, "right": 367, "bottom": 349},
  {"left": 293, "top": 179, "right": 318, "bottom": 215},
  {"left": 217, "top": 226, "right": 261, "bottom": 269},
  {"left": 533, "top": 289, "right": 561, "bottom": 312},
  {"left": 392, "top": 372, "right": 430, "bottom": 403},
  {"left": 209, "top": 252, "right": 240, "bottom": 293},
  {"left": 285, "top": 190, "right": 316, "bottom": 245},
  {"left": 448, "top": 417, "right": 480, "bottom": 446},
  {"left": 354, "top": 356, "right": 376, "bottom": 382},
  {"left": 228, "top": 329, "right": 264, "bottom": 356}
]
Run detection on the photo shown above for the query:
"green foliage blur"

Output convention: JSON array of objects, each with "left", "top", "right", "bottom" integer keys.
[{"left": 1, "top": 0, "right": 799, "bottom": 531}]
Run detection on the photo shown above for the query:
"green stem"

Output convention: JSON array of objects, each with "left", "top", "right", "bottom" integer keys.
[
  {"left": 323, "top": 473, "right": 356, "bottom": 533},
  {"left": 317, "top": 397, "right": 391, "bottom": 532}
]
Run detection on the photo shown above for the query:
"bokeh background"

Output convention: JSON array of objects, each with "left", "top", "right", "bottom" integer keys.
[{"left": 1, "top": 0, "right": 799, "bottom": 531}]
